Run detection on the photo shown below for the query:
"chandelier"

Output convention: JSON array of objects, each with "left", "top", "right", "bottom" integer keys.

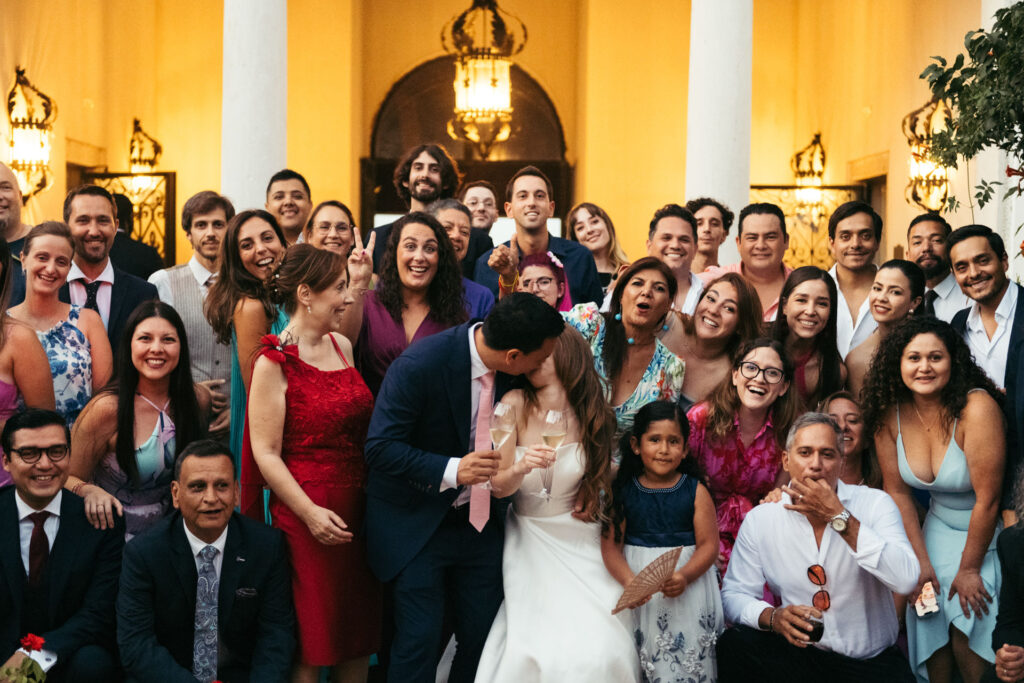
[
  {"left": 441, "top": 0, "right": 527, "bottom": 160},
  {"left": 6, "top": 67, "right": 57, "bottom": 204},
  {"left": 791, "top": 133, "right": 826, "bottom": 229},
  {"left": 903, "top": 99, "right": 951, "bottom": 212}
]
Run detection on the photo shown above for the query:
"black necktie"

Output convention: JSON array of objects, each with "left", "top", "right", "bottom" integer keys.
[
  {"left": 924, "top": 289, "right": 939, "bottom": 317},
  {"left": 28, "top": 511, "right": 49, "bottom": 585},
  {"left": 82, "top": 280, "right": 102, "bottom": 313}
]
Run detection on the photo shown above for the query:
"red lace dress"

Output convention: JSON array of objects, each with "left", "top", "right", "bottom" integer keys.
[{"left": 245, "top": 334, "right": 381, "bottom": 665}]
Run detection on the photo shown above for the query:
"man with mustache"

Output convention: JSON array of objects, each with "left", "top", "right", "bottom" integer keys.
[
  {"left": 827, "top": 201, "right": 882, "bottom": 358},
  {"left": 149, "top": 191, "right": 236, "bottom": 437},
  {"left": 906, "top": 212, "right": 969, "bottom": 322},
  {"left": 265, "top": 169, "right": 313, "bottom": 246},
  {"left": 372, "top": 144, "right": 463, "bottom": 272}
]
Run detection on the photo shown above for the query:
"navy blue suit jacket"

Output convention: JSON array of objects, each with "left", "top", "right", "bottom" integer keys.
[
  {"left": 0, "top": 487, "right": 124, "bottom": 662},
  {"left": 952, "top": 282, "right": 1024, "bottom": 508},
  {"left": 364, "top": 323, "right": 510, "bottom": 582},
  {"left": 473, "top": 234, "right": 604, "bottom": 306},
  {"left": 54, "top": 264, "right": 158, "bottom": 353},
  {"left": 117, "top": 512, "right": 295, "bottom": 683}
]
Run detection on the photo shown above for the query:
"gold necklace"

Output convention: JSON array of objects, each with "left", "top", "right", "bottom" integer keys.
[{"left": 912, "top": 402, "right": 940, "bottom": 433}]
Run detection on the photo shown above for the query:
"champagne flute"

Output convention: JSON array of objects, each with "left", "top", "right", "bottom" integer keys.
[
  {"left": 483, "top": 403, "right": 516, "bottom": 490},
  {"left": 537, "top": 409, "right": 567, "bottom": 500}
]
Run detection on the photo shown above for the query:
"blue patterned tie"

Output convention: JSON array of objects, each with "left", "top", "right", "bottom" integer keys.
[{"left": 192, "top": 545, "right": 219, "bottom": 683}]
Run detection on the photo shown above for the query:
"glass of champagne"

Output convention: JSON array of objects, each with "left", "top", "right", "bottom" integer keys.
[
  {"left": 537, "top": 409, "right": 568, "bottom": 500},
  {"left": 483, "top": 403, "right": 516, "bottom": 490}
]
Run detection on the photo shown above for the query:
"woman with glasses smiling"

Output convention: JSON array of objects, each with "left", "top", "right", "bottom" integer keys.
[
  {"left": 686, "top": 337, "right": 800, "bottom": 573},
  {"left": 304, "top": 200, "right": 357, "bottom": 256},
  {"left": 515, "top": 251, "right": 570, "bottom": 311}
]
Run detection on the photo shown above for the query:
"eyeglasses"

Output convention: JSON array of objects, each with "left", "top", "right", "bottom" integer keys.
[
  {"left": 807, "top": 564, "right": 831, "bottom": 610},
  {"left": 314, "top": 222, "right": 353, "bottom": 235},
  {"left": 522, "top": 276, "right": 555, "bottom": 290},
  {"left": 10, "top": 444, "right": 70, "bottom": 464},
  {"left": 738, "top": 361, "right": 785, "bottom": 384}
]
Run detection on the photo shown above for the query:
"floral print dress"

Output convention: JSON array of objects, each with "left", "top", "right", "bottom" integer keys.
[
  {"left": 36, "top": 305, "right": 93, "bottom": 427},
  {"left": 563, "top": 303, "right": 685, "bottom": 444}
]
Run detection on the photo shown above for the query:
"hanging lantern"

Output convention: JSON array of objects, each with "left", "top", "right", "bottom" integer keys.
[
  {"left": 442, "top": 0, "right": 527, "bottom": 160},
  {"left": 791, "top": 133, "right": 826, "bottom": 229},
  {"left": 7, "top": 67, "right": 57, "bottom": 204},
  {"left": 903, "top": 99, "right": 951, "bottom": 212}
]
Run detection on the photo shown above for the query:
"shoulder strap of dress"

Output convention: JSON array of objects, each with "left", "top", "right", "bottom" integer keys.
[{"left": 328, "top": 334, "right": 351, "bottom": 369}]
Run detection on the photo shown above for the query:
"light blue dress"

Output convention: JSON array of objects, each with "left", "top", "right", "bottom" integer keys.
[
  {"left": 229, "top": 306, "right": 289, "bottom": 471},
  {"left": 35, "top": 305, "right": 93, "bottom": 427},
  {"left": 897, "top": 407, "right": 1002, "bottom": 681}
]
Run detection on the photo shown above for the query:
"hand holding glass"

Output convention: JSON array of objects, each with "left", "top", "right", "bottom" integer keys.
[{"left": 483, "top": 403, "right": 516, "bottom": 490}]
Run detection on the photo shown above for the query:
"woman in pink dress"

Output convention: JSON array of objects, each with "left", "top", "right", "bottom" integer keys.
[
  {"left": 686, "top": 337, "right": 800, "bottom": 572},
  {"left": 246, "top": 244, "right": 380, "bottom": 683}
]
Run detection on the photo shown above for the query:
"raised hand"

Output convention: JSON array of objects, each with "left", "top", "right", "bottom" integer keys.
[{"left": 347, "top": 227, "right": 375, "bottom": 289}]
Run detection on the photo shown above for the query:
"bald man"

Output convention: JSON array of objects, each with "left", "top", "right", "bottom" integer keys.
[{"left": 0, "top": 163, "right": 31, "bottom": 255}]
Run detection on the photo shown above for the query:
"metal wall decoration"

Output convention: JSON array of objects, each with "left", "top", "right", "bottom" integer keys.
[
  {"left": 7, "top": 66, "right": 57, "bottom": 203},
  {"left": 749, "top": 185, "right": 865, "bottom": 269},
  {"left": 83, "top": 171, "right": 177, "bottom": 267},
  {"left": 902, "top": 99, "right": 951, "bottom": 212}
]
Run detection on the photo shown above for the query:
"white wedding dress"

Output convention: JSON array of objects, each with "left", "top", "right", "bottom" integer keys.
[{"left": 474, "top": 444, "right": 640, "bottom": 682}]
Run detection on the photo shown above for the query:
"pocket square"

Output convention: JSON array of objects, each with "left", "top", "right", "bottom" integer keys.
[{"left": 235, "top": 587, "right": 258, "bottom": 598}]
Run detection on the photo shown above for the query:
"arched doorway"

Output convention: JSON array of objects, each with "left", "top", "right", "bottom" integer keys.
[{"left": 361, "top": 56, "right": 571, "bottom": 232}]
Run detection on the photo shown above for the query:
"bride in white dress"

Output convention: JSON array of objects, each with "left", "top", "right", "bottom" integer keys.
[{"left": 475, "top": 328, "right": 640, "bottom": 682}]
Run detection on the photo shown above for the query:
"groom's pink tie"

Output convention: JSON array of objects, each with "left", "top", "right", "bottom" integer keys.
[{"left": 469, "top": 372, "right": 494, "bottom": 532}]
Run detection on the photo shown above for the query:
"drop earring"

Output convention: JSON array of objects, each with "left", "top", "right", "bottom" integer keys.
[
  {"left": 307, "top": 304, "right": 312, "bottom": 314},
  {"left": 614, "top": 313, "right": 622, "bottom": 321}
]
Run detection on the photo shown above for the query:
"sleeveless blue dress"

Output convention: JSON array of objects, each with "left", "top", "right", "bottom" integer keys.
[{"left": 897, "top": 407, "right": 1002, "bottom": 681}]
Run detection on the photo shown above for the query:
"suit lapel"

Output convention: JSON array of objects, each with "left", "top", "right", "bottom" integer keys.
[
  {"left": 217, "top": 516, "right": 243, "bottom": 627},
  {"left": 1003, "top": 284, "right": 1024, "bottom": 387},
  {"left": 58, "top": 283, "right": 70, "bottom": 305},
  {"left": 447, "top": 326, "right": 472, "bottom": 455},
  {"left": 107, "top": 267, "right": 126, "bottom": 335},
  {"left": 0, "top": 491, "right": 25, "bottom": 610},
  {"left": 170, "top": 518, "right": 199, "bottom": 604},
  {"left": 45, "top": 494, "right": 80, "bottom": 618}
]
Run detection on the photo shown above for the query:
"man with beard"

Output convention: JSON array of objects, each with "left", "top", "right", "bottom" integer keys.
[
  {"left": 906, "top": 213, "right": 969, "bottom": 322},
  {"left": 950, "top": 224, "right": 1024, "bottom": 526},
  {"left": 62, "top": 185, "right": 157, "bottom": 349},
  {"left": 827, "top": 201, "right": 882, "bottom": 358},
  {"left": 265, "top": 169, "right": 313, "bottom": 245},
  {"left": 149, "top": 191, "right": 235, "bottom": 437},
  {"left": 372, "top": 144, "right": 463, "bottom": 272}
]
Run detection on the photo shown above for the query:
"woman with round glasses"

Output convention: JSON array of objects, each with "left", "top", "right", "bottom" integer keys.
[
  {"left": 687, "top": 337, "right": 800, "bottom": 571},
  {"left": 515, "top": 251, "right": 570, "bottom": 310},
  {"left": 304, "top": 201, "right": 357, "bottom": 256}
]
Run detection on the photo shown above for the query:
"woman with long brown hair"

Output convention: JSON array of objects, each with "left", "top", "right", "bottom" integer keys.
[
  {"left": 477, "top": 327, "right": 638, "bottom": 681},
  {"left": 565, "top": 202, "right": 629, "bottom": 292},
  {"left": 686, "top": 337, "right": 801, "bottom": 572}
]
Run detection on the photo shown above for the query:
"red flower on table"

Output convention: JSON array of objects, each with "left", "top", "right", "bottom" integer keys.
[{"left": 19, "top": 633, "right": 44, "bottom": 652}]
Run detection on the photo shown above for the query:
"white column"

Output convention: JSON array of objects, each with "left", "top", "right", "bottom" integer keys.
[
  {"left": 685, "top": 0, "right": 752, "bottom": 267},
  {"left": 221, "top": 0, "right": 287, "bottom": 211}
]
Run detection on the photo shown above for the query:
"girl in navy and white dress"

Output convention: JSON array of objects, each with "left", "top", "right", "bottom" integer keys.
[{"left": 602, "top": 400, "right": 723, "bottom": 683}]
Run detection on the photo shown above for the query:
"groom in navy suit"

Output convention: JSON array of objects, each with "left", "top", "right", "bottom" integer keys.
[{"left": 365, "top": 293, "right": 565, "bottom": 683}]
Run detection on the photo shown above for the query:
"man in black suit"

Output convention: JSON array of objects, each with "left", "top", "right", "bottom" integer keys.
[
  {"left": 0, "top": 408, "right": 124, "bottom": 682},
  {"left": 61, "top": 185, "right": 158, "bottom": 350},
  {"left": 109, "top": 193, "right": 165, "bottom": 280},
  {"left": 117, "top": 439, "right": 294, "bottom": 683},
  {"left": 365, "top": 293, "right": 564, "bottom": 682}
]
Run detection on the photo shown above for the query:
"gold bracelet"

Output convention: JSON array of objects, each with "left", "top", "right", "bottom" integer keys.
[
  {"left": 498, "top": 273, "right": 519, "bottom": 290},
  {"left": 767, "top": 607, "right": 777, "bottom": 633}
]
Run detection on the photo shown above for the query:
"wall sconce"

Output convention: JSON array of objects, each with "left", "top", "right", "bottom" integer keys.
[
  {"left": 442, "top": 0, "right": 527, "bottom": 160},
  {"left": 128, "top": 118, "right": 162, "bottom": 200},
  {"left": 791, "top": 133, "right": 826, "bottom": 229},
  {"left": 902, "top": 99, "right": 951, "bottom": 212},
  {"left": 6, "top": 66, "right": 57, "bottom": 204}
]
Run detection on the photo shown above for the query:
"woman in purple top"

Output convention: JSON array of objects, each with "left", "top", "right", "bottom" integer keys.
[{"left": 354, "top": 212, "right": 468, "bottom": 395}]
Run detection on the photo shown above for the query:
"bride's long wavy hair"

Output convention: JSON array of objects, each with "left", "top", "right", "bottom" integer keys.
[{"left": 520, "top": 327, "right": 615, "bottom": 520}]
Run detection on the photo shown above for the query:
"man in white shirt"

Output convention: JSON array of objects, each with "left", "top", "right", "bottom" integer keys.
[
  {"left": 0, "top": 408, "right": 124, "bottom": 682},
  {"left": 150, "top": 191, "right": 234, "bottom": 435},
  {"left": 827, "top": 201, "right": 882, "bottom": 358},
  {"left": 906, "top": 213, "right": 970, "bottom": 323},
  {"left": 718, "top": 412, "right": 918, "bottom": 682}
]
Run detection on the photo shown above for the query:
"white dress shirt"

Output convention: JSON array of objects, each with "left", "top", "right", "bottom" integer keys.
[
  {"left": 927, "top": 271, "right": 971, "bottom": 324},
  {"left": 964, "top": 282, "right": 1018, "bottom": 390},
  {"left": 15, "top": 490, "right": 62, "bottom": 671},
  {"left": 440, "top": 323, "right": 490, "bottom": 506},
  {"left": 183, "top": 520, "right": 229, "bottom": 578},
  {"left": 829, "top": 265, "right": 877, "bottom": 359},
  {"left": 68, "top": 260, "right": 115, "bottom": 329},
  {"left": 149, "top": 256, "right": 216, "bottom": 308},
  {"left": 721, "top": 482, "right": 919, "bottom": 660}
]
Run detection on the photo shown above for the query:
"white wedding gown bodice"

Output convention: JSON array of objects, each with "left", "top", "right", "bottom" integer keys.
[{"left": 474, "top": 444, "right": 640, "bottom": 682}]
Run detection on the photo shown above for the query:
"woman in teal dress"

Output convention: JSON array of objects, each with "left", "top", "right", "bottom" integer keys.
[
  {"left": 204, "top": 209, "right": 289, "bottom": 467},
  {"left": 67, "top": 302, "right": 210, "bottom": 538},
  {"left": 865, "top": 316, "right": 1005, "bottom": 683},
  {"left": 562, "top": 257, "right": 684, "bottom": 448}
]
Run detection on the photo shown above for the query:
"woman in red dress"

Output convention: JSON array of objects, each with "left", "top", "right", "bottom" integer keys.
[{"left": 246, "top": 243, "right": 380, "bottom": 682}]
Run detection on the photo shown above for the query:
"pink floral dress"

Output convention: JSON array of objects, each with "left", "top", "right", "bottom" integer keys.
[{"left": 686, "top": 402, "right": 783, "bottom": 572}]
